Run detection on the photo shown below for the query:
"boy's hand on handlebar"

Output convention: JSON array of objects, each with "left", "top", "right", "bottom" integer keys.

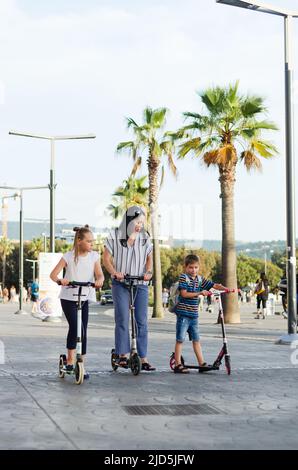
[
  {"left": 200, "top": 290, "right": 210, "bottom": 296},
  {"left": 113, "top": 272, "right": 124, "bottom": 280}
]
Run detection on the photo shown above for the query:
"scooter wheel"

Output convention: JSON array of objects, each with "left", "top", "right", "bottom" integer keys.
[
  {"left": 169, "top": 353, "right": 185, "bottom": 370},
  {"left": 75, "top": 361, "right": 84, "bottom": 385},
  {"left": 225, "top": 355, "right": 231, "bottom": 375},
  {"left": 111, "top": 348, "right": 118, "bottom": 371},
  {"left": 130, "top": 353, "right": 141, "bottom": 376},
  {"left": 59, "top": 354, "right": 67, "bottom": 378},
  {"left": 169, "top": 352, "right": 175, "bottom": 370}
]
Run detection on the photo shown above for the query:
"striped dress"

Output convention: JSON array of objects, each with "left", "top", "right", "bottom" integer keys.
[
  {"left": 104, "top": 228, "right": 153, "bottom": 284},
  {"left": 175, "top": 273, "right": 214, "bottom": 318}
]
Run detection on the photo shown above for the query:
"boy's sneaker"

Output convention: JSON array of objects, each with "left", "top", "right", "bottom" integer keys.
[{"left": 83, "top": 372, "right": 90, "bottom": 380}]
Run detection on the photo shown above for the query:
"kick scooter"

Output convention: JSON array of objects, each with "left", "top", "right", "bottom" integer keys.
[
  {"left": 111, "top": 275, "right": 145, "bottom": 376},
  {"left": 170, "top": 289, "right": 235, "bottom": 375},
  {"left": 58, "top": 280, "right": 95, "bottom": 385}
]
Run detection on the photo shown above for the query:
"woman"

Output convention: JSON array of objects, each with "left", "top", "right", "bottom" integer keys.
[
  {"left": 254, "top": 272, "right": 269, "bottom": 319},
  {"left": 103, "top": 206, "right": 155, "bottom": 371}
]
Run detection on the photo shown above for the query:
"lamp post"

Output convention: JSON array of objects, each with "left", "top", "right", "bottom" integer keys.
[
  {"left": 0, "top": 185, "right": 48, "bottom": 314},
  {"left": 8, "top": 131, "right": 96, "bottom": 252},
  {"left": 216, "top": 0, "right": 298, "bottom": 343},
  {"left": 26, "top": 259, "right": 39, "bottom": 282}
]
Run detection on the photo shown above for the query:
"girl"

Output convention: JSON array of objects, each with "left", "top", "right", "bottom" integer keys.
[
  {"left": 50, "top": 225, "right": 104, "bottom": 379},
  {"left": 103, "top": 206, "right": 155, "bottom": 371}
]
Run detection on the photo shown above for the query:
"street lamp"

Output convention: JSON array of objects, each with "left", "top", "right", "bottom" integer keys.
[
  {"left": 8, "top": 131, "right": 96, "bottom": 252},
  {"left": 0, "top": 185, "right": 48, "bottom": 314},
  {"left": 216, "top": 0, "right": 298, "bottom": 343},
  {"left": 26, "top": 259, "right": 38, "bottom": 282}
]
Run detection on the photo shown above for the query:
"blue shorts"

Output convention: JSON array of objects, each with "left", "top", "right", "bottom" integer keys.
[{"left": 176, "top": 315, "right": 200, "bottom": 342}]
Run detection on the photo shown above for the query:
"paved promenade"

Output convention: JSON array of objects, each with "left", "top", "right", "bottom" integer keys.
[{"left": 0, "top": 300, "right": 297, "bottom": 450}]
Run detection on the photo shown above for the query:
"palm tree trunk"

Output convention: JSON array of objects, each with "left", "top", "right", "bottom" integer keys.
[
  {"left": 219, "top": 165, "right": 240, "bottom": 323},
  {"left": 148, "top": 150, "right": 163, "bottom": 319},
  {"left": 2, "top": 254, "right": 6, "bottom": 288}
]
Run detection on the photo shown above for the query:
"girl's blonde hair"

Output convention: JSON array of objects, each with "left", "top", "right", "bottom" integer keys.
[{"left": 73, "top": 225, "right": 92, "bottom": 263}]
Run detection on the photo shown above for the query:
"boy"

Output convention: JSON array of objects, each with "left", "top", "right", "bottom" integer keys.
[{"left": 174, "top": 254, "right": 227, "bottom": 373}]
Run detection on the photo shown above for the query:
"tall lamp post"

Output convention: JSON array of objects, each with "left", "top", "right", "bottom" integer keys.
[
  {"left": 216, "top": 0, "right": 298, "bottom": 344},
  {"left": 26, "top": 259, "right": 39, "bottom": 282},
  {"left": 8, "top": 131, "right": 96, "bottom": 253},
  {"left": 0, "top": 185, "right": 48, "bottom": 314}
]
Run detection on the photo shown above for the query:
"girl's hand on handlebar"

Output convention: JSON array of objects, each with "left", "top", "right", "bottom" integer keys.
[
  {"left": 95, "top": 278, "right": 104, "bottom": 289},
  {"left": 113, "top": 272, "right": 124, "bottom": 280},
  {"left": 59, "top": 279, "right": 69, "bottom": 286}
]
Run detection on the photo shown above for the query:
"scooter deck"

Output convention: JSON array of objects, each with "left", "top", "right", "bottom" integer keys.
[{"left": 181, "top": 364, "right": 220, "bottom": 372}]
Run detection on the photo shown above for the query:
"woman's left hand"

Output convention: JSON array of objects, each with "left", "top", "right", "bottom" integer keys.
[{"left": 144, "top": 272, "right": 152, "bottom": 281}]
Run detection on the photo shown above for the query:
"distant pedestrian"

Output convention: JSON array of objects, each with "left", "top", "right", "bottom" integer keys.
[
  {"left": 254, "top": 272, "right": 269, "bottom": 319},
  {"left": 9, "top": 285, "right": 17, "bottom": 302},
  {"left": 162, "top": 288, "right": 169, "bottom": 311},
  {"left": 3, "top": 287, "right": 9, "bottom": 303},
  {"left": 30, "top": 279, "right": 39, "bottom": 313}
]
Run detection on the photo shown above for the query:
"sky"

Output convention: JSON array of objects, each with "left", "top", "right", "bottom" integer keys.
[{"left": 0, "top": 0, "right": 298, "bottom": 242}]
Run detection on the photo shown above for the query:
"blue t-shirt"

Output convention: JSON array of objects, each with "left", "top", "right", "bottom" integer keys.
[
  {"left": 175, "top": 273, "right": 214, "bottom": 318},
  {"left": 31, "top": 282, "right": 39, "bottom": 298}
]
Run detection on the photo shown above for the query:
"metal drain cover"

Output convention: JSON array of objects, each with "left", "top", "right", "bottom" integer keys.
[{"left": 123, "top": 404, "right": 221, "bottom": 416}]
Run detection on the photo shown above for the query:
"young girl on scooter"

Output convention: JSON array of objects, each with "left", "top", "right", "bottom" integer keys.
[{"left": 50, "top": 225, "right": 104, "bottom": 379}]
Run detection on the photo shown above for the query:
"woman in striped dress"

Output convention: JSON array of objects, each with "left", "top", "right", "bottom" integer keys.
[{"left": 103, "top": 206, "right": 156, "bottom": 371}]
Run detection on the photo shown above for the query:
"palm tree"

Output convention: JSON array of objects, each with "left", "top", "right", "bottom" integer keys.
[
  {"left": 174, "top": 82, "right": 278, "bottom": 323},
  {"left": 108, "top": 175, "right": 149, "bottom": 221},
  {"left": 28, "top": 238, "right": 44, "bottom": 260},
  {"left": 0, "top": 237, "right": 15, "bottom": 288},
  {"left": 117, "top": 107, "right": 177, "bottom": 318}
]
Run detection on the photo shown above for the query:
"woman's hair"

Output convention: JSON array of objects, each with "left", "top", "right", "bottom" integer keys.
[
  {"left": 117, "top": 206, "right": 150, "bottom": 247},
  {"left": 73, "top": 225, "right": 92, "bottom": 263}
]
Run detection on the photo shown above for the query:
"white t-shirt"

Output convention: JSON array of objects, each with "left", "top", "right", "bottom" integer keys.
[{"left": 59, "top": 250, "right": 99, "bottom": 302}]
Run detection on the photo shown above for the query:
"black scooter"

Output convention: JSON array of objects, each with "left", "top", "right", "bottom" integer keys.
[
  {"left": 111, "top": 275, "right": 145, "bottom": 376},
  {"left": 58, "top": 280, "right": 95, "bottom": 385},
  {"left": 170, "top": 289, "right": 234, "bottom": 375}
]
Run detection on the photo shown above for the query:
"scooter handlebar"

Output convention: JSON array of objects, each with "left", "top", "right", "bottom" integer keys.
[
  {"left": 57, "top": 280, "right": 96, "bottom": 288},
  {"left": 201, "top": 288, "right": 236, "bottom": 296},
  {"left": 124, "top": 275, "right": 145, "bottom": 281}
]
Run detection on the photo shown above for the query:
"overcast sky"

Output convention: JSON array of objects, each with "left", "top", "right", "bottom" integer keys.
[{"left": 0, "top": 0, "right": 298, "bottom": 242}]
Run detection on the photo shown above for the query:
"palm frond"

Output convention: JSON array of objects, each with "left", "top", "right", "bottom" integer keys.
[
  {"left": 130, "top": 156, "right": 142, "bottom": 177},
  {"left": 151, "top": 107, "right": 168, "bottom": 128},
  {"left": 240, "top": 150, "right": 262, "bottom": 171},
  {"left": 216, "top": 144, "right": 237, "bottom": 166},
  {"left": 116, "top": 141, "right": 134, "bottom": 153},
  {"left": 159, "top": 165, "right": 165, "bottom": 189},
  {"left": 250, "top": 139, "right": 278, "bottom": 158},
  {"left": 126, "top": 117, "right": 139, "bottom": 129},
  {"left": 178, "top": 137, "right": 201, "bottom": 159},
  {"left": 203, "top": 150, "right": 219, "bottom": 167}
]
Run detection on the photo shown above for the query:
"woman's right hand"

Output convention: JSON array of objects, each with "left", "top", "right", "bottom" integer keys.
[
  {"left": 113, "top": 272, "right": 124, "bottom": 280},
  {"left": 59, "top": 279, "right": 70, "bottom": 286}
]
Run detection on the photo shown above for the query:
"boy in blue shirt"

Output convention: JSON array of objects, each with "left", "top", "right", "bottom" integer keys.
[{"left": 174, "top": 254, "right": 227, "bottom": 373}]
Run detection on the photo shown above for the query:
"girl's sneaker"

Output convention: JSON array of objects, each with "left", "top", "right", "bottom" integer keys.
[{"left": 65, "top": 364, "right": 74, "bottom": 374}]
